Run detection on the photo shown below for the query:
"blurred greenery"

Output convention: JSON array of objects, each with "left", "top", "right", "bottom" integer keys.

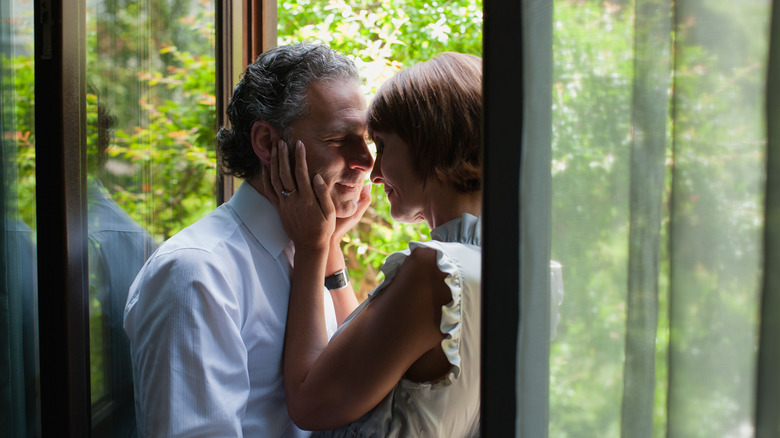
[
  {"left": 549, "top": 1, "right": 766, "bottom": 437},
  {"left": 86, "top": 0, "right": 218, "bottom": 243},
  {"left": 549, "top": 3, "right": 635, "bottom": 436}
]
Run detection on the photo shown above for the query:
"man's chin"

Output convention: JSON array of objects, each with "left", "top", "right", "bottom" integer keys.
[{"left": 333, "top": 198, "right": 359, "bottom": 218}]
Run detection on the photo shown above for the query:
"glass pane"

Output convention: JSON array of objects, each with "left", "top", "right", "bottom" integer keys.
[
  {"left": 667, "top": 1, "right": 769, "bottom": 436},
  {"left": 550, "top": 1, "right": 771, "bottom": 437},
  {"left": 85, "top": 0, "right": 216, "bottom": 434},
  {"left": 1, "top": 0, "right": 38, "bottom": 435},
  {"left": 550, "top": 2, "right": 636, "bottom": 436}
]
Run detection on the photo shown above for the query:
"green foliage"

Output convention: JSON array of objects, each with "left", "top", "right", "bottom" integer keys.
[
  {"left": 5, "top": 0, "right": 219, "bottom": 401},
  {"left": 4, "top": 54, "right": 35, "bottom": 229},
  {"left": 87, "top": 1, "right": 217, "bottom": 242},
  {"left": 278, "top": 0, "right": 482, "bottom": 88}
]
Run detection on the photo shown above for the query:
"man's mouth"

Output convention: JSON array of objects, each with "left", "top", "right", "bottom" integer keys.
[{"left": 335, "top": 182, "right": 360, "bottom": 194}]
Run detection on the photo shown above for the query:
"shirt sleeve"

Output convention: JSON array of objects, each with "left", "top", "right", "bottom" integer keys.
[
  {"left": 125, "top": 248, "right": 249, "bottom": 437},
  {"left": 323, "top": 286, "right": 338, "bottom": 338}
]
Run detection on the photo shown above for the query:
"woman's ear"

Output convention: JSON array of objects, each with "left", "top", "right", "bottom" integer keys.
[{"left": 251, "top": 120, "right": 280, "bottom": 165}]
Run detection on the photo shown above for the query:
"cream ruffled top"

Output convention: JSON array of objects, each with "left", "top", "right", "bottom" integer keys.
[{"left": 315, "top": 214, "right": 482, "bottom": 438}]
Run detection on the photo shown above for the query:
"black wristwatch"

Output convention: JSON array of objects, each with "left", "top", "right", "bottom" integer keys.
[{"left": 325, "top": 268, "right": 350, "bottom": 290}]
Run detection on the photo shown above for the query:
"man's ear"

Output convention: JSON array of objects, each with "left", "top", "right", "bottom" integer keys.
[{"left": 250, "top": 120, "right": 280, "bottom": 165}]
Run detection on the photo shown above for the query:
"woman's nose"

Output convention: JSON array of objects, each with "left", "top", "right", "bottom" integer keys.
[{"left": 370, "top": 156, "right": 383, "bottom": 184}]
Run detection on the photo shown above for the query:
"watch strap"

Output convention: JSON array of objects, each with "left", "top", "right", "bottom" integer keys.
[{"left": 324, "top": 268, "right": 350, "bottom": 290}]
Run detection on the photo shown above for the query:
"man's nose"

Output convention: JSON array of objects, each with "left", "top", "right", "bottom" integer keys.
[{"left": 348, "top": 138, "right": 374, "bottom": 173}]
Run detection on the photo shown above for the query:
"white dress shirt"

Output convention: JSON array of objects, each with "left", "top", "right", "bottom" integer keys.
[
  {"left": 124, "top": 181, "right": 337, "bottom": 437},
  {"left": 89, "top": 179, "right": 159, "bottom": 435}
]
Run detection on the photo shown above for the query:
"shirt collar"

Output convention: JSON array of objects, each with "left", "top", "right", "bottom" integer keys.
[
  {"left": 228, "top": 181, "right": 291, "bottom": 259},
  {"left": 87, "top": 178, "right": 108, "bottom": 202}
]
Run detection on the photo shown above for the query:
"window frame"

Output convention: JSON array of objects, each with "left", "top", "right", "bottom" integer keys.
[
  {"left": 34, "top": 0, "right": 91, "bottom": 434},
  {"left": 32, "top": 0, "right": 523, "bottom": 435}
]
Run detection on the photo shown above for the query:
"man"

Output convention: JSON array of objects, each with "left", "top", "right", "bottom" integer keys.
[{"left": 124, "top": 43, "right": 373, "bottom": 437}]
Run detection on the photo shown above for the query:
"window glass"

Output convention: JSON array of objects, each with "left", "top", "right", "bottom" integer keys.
[
  {"left": 549, "top": 3, "right": 635, "bottom": 435},
  {"left": 85, "top": 0, "right": 216, "bottom": 434},
  {"left": 1, "top": 0, "right": 38, "bottom": 435},
  {"left": 549, "top": 1, "right": 769, "bottom": 436}
]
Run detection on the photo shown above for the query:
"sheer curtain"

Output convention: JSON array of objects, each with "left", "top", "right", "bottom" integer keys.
[
  {"left": 514, "top": 0, "right": 777, "bottom": 436},
  {"left": 757, "top": 3, "right": 780, "bottom": 436}
]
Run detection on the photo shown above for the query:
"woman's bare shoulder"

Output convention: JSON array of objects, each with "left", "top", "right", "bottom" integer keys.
[{"left": 386, "top": 246, "right": 452, "bottom": 309}]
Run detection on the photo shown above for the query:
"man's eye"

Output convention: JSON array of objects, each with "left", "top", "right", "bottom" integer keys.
[{"left": 375, "top": 141, "right": 384, "bottom": 155}]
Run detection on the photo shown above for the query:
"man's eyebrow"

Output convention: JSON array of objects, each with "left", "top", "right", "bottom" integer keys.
[{"left": 324, "top": 118, "right": 366, "bottom": 134}]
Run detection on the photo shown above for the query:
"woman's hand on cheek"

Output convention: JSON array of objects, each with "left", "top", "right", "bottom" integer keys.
[
  {"left": 269, "top": 140, "right": 335, "bottom": 252},
  {"left": 333, "top": 183, "right": 372, "bottom": 245}
]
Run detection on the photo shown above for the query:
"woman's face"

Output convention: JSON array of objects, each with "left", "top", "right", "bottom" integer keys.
[{"left": 370, "top": 131, "right": 428, "bottom": 224}]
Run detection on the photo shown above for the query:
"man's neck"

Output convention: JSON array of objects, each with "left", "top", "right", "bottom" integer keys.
[{"left": 246, "top": 173, "right": 273, "bottom": 202}]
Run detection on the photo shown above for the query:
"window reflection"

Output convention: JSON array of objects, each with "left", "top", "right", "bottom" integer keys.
[
  {"left": 86, "top": 94, "right": 159, "bottom": 435},
  {"left": 85, "top": 0, "right": 216, "bottom": 435},
  {"left": 1, "top": 0, "right": 38, "bottom": 435}
]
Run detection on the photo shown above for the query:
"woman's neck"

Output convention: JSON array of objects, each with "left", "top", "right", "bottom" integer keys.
[{"left": 426, "top": 188, "right": 482, "bottom": 230}]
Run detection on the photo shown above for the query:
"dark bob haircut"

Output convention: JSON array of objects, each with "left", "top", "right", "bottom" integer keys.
[{"left": 367, "top": 52, "right": 482, "bottom": 193}]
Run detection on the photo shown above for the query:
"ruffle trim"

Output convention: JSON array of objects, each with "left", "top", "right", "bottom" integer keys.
[
  {"left": 371, "top": 241, "right": 463, "bottom": 389},
  {"left": 430, "top": 213, "right": 481, "bottom": 247},
  {"left": 360, "top": 214, "right": 481, "bottom": 388}
]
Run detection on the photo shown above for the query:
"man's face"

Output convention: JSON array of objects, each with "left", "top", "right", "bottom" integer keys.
[{"left": 287, "top": 79, "right": 373, "bottom": 218}]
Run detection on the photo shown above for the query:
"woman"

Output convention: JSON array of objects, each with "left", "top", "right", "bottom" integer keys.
[{"left": 268, "top": 52, "right": 482, "bottom": 436}]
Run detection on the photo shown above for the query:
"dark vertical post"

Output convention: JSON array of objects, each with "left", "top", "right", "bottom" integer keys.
[
  {"left": 482, "top": 0, "right": 522, "bottom": 435},
  {"left": 35, "top": 0, "right": 91, "bottom": 435},
  {"left": 216, "top": 0, "right": 235, "bottom": 205}
]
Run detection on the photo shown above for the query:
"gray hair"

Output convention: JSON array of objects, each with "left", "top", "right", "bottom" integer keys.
[{"left": 217, "top": 43, "right": 360, "bottom": 179}]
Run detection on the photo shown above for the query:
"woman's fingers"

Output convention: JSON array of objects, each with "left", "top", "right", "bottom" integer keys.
[
  {"left": 293, "top": 141, "right": 314, "bottom": 198},
  {"left": 262, "top": 161, "right": 280, "bottom": 207},
  {"left": 271, "top": 140, "right": 334, "bottom": 236},
  {"left": 269, "top": 142, "right": 283, "bottom": 195},
  {"left": 279, "top": 141, "right": 297, "bottom": 196},
  {"left": 269, "top": 140, "right": 335, "bottom": 250},
  {"left": 332, "top": 183, "right": 371, "bottom": 240},
  {"left": 357, "top": 183, "right": 372, "bottom": 213},
  {"left": 313, "top": 174, "right": 335, "bottom": 219}
]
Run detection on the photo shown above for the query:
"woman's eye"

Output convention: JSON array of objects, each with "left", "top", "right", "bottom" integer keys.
[{"left": 375, "top": 141, "right": 384, "bottom": 155}]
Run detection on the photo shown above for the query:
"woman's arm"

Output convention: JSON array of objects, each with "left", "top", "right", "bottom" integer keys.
[
  {"left": 269, "top": 141, "right": 453, "bottom": 430},
  {"left": 324, "top": 207, "right": 364, "bottom": 324},
  {"left": 285, "top": 246, "right": 452, "bottom": 430}
]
